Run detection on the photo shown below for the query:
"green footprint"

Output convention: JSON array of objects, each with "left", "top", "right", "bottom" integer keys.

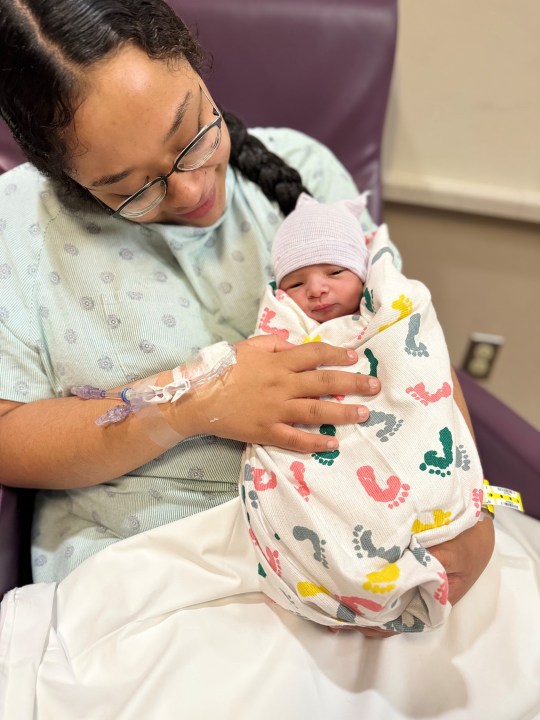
[
  {"left": 419, "top": 427, "right": 454, "bottom": 476},
  {"left": 364, "top": 348, "right": 379, "bottom": 378},
  {"left": 312, "top": 424, "right": 340, "bottom": 466},
  {"left": 363, "top": 287, "right": 374, "bottom": 312}
]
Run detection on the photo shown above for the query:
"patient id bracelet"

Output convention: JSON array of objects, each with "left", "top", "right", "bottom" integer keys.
[
  {"left": 71, "top": 341, "right": 237, "bottom": 427},
  {"left": 481, "top": 478, "right": 525, "bottom": 517}
]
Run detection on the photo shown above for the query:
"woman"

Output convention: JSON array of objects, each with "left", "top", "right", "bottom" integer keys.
[{"left": 0, "top": 0, "right": 493, "bottom": 631}]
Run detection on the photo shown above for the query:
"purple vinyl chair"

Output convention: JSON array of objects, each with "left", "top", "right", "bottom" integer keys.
[{"left": 0, "top": 0, "right": 538, "bottom": 598}]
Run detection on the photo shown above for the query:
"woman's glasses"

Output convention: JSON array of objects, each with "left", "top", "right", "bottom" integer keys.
[{"left": 110, "top": 85, "right": 222, "bottom": 219}]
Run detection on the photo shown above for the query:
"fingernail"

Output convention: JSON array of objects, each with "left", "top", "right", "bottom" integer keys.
[
  {"left": 347, "top": 350, "right": 357, "bottom": 360},
  {"left": 368, "top": 378, "right": 380, "bottom": 391},
  {"left": 326, "top": 439, "right": 338, "bottom": 450},
  {"left": 357, "top": 407, "right": 369, "bottom": 421}
]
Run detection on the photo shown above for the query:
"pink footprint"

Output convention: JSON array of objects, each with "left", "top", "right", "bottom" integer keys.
[
  {"left": 290, "top": 461, "right": 310, "bottom": 501},
  {"left": 338, "top": 595, "right": 384, "bottom": 614},
  {"left": 472, "top": 487, "right": 483, "bottom": 517},
  {"left": 265, "top": 547, "right": 282, "bottom": 576},
  {"left": 259, "top": 307, "right": 290, "bottom": 340},
  {"left": 252, "top": 467, "right": 278, "bottom": 491},
  {"left": 406, "top": 381, "right": 452, "bottom": 406},
  {"left": 356, "top": 465, "right": 410, "bottom": 508},
  {"left": 434, "top": 571, "right": 449, "bottom": 605}
]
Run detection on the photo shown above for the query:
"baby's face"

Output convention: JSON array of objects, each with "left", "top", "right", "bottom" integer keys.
[{"left": 279, "top": 264, "right": 364, "bottom": 321}]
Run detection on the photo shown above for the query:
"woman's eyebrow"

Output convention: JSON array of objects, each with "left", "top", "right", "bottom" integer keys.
[
  {"left": 87, "top": 90, "right": 195, "bottom": 188},
  {"left": 163, "top": 89, "right": 194, "bottom": 142}
]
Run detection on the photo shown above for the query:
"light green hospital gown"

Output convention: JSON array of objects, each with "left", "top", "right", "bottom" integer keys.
[{"left": 0, "top": 128, "right": 385, "bottom": 582}]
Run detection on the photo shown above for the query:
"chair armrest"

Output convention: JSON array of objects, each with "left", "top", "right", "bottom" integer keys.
[
  {"left": 457, "top": 370, "right": 540, "bottom": 520},
  {"left": 0, "top": 486, "right": 20, "bottom": 597}
]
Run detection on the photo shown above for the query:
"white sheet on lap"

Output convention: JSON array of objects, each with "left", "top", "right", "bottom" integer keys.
[{"left": 1, "top": 499, "right": 539, "bottom": 720}]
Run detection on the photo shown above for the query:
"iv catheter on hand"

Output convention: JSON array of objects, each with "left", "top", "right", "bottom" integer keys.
[{"left": 70, "top": 342, "right": 237, "bottom": 427}]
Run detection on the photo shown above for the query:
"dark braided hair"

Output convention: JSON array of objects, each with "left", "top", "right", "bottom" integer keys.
[
  {"left": 224, "top": 111, "right": 309, "bottom": 216},
  {"left": 0, "top": 0, "right": 308, "bottom": 216}
]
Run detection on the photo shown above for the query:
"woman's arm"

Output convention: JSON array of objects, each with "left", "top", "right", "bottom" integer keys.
[{"left": 0, "top": 337, "right": 380, "bottom": 489}]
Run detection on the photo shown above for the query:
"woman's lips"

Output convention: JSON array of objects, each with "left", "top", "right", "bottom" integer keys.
[{"left": 177, "top": 187, "right": 216, "bottom": 220}]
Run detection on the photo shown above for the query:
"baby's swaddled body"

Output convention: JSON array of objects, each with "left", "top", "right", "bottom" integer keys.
[{"left": 241, "top": 225, "right": 484, "bottom": 632}]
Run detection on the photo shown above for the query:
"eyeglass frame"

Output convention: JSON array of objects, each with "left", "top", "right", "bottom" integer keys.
[{"left": 94, "top": 84, "right": 222, "bottom": 219}]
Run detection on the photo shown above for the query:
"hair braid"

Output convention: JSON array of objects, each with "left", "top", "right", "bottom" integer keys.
[{"left": 223, "top": 110, "right": 310, "bottom": 217}]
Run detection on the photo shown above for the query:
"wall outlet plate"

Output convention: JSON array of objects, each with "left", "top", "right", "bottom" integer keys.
[{"left": 461, "top": 333, "right": 504, "bottom": 380}]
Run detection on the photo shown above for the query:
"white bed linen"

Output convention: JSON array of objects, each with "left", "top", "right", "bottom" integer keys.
[{"left": 1, "top": 498, "right": 539, "bottom": 720}]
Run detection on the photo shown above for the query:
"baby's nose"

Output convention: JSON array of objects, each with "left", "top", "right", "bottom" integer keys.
[{"left": 307, "top": 279, "right": 327, "bottom": 297}]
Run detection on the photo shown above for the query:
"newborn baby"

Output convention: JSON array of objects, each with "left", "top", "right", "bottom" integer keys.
[{"left": 240, "top": 193, "right": 485, "bottom": 633}]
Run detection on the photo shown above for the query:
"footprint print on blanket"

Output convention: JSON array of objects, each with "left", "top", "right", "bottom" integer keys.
[
  {"left": 384, "top": 616, "right": 426, "bottom": 634},
  {"left": 419, "top": 427, "right": 454, "bottom": 476},
  {"left": 336, "top": 595, "right": 384, "bottom": 622},
  {"left": 258, "top": 307, "right": 290, "bottom": 340},
  {"left": 404, "top": 313, "right": 429, "bottom": 357},
  {"left": 292, "top": 526, "right": 329, "bottom": 568},
  {"left": 243, "top": 464, "right": 259, "bottom": 509},
  {"left": 364, "top": 348, "right": 379, "bottom": 377},
  {"left": 371, "top": 246, "right": 395, "bottom": 266},
  {"left": 363, "top": 563, "right": 400, "bottom": 594},
  {"left": 363, "top": 287, "right": 375, "bottom": 312},
  {"left": 362, "top": 410, "right": 403, "bottom": 442},
  {"left": 352, "top": 525, "right": 401, "bottom": 563},
  {"left": 411, "top": 509, "right": 452, "bottom": 534},
  {"left": 312, "top": 425, "right": 340, "bottom": 466},
  {"left": 378, "top": 294, "right": 413, "bottom": 333},
  {"left": 289, "top": 461, "right": 310, "bottom": 501},
  {"left": 356, "top": 465, "right": 410, "bottom": 509},
  {"left": 406, "top": 381, "right": 452, "bottom": 406},
  {"left": 434, "top": 571, "right": 449, "bottom": 604},
  {"left": 455, "top": 444, "right": 471, "bottom": 471}
]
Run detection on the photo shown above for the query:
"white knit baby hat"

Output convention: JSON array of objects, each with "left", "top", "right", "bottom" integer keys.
[{"left": 272, "top": 192, "right": 369, "bottom": 286}]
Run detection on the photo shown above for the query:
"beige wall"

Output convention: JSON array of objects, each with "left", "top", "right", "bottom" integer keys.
[
  {"left": 383, "top": 202, "right": 540, "bottom": 429},
  {"left": 380, "top": 0, "right": 540, "bottom": 428},
  {"left": 382, "top": 0, "right": 540, "bottom": 223}
]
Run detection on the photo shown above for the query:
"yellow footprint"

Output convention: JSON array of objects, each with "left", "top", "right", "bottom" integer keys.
[
  {"left": 303, "top": 335, "right": 322, "bottom": 344},
  {"left": 297, "top": 581, "right": 330, "bottom": 598},
  {"left": 363, "top": 563, "right": 400, "bottom": 594},
  {"left": 378, "top": 294, "right": 413, "bottom": 332},
  {"left": 412, "top": 509, "right": 452, "bottom": 534}
]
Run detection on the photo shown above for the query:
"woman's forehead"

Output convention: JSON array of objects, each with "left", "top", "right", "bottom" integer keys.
[{"left": 68, "top": 46, "right": 199, "bottom": 180}]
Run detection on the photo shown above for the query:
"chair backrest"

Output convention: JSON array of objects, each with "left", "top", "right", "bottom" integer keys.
[
  {"left": 0, "top": 0, "right": 398, "bottom": 596},
  {"left": 172, "top": 0, "right": 398, "bottom": 224},
  {"left": 0, "top": 121, "right": 25, "bottom": 174}
]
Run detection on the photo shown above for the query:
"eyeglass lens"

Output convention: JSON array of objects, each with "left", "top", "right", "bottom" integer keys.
[{"left": 118, "top": 96, "right": 221, "bottom": 219}]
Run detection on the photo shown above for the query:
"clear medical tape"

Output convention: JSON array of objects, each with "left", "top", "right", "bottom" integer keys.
[{"left": 71, "top": 341, "right": 237, "bottom": 448}]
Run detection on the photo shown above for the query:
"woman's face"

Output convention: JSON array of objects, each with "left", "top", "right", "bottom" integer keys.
[{"left": 68, "top": 45, "right": 231, "bottom": 226}]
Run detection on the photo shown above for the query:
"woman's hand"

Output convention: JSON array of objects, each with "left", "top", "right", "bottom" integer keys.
[
  {"left": 172, "top": 335, "right": 380, "bottom": 453},
  {"left": 349, "top": 516, "right": 496, "bottom": 640},
  {"left": 429, "top": 513, "right": 495, "bottom": 606}
]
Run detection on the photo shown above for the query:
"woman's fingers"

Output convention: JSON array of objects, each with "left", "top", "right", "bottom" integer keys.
[
  {"left": 281, "top": 341, "right": 359, "bottom": 372},
  {"left": 291, "top": 368, "right": 380, "bottom": 400},
  {"left": 283, "top": 398, "right": 370, "bottom": 425}
]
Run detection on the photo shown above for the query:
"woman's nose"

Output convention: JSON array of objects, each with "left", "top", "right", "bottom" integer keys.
[{"left": 165, "top": 167, "right": 206, "bottom": 206}]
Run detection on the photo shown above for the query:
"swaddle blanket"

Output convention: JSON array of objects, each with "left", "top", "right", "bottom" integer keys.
[{"left": 240, "top": 224, "right": 484, "bottom": 632}]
